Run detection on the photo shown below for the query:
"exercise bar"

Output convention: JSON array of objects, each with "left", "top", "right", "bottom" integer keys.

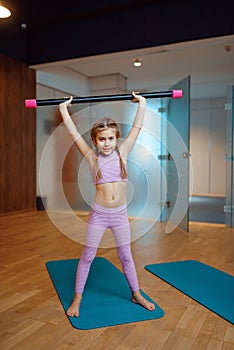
[{"left": 25, "top": 90, "right": 182, "bottom": 109}]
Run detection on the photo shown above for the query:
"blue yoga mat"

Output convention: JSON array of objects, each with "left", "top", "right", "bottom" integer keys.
[
  {"left": 145, "top": 260, "right": 234, "bottom": 324},
  {"left": 46, "top": 257, "right": 164, "bottom": 330}
]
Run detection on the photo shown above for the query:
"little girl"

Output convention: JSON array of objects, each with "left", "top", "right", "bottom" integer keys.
[{"left": 59, "top": 92, "right": 155, "bottom": 317}]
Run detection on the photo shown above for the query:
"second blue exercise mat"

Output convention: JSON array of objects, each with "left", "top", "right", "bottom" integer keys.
[
  {"left": 145, "top": 260, "right": 234, "bottom": 324},
  {"left": 46, "top": 257, "right": 164, "bottom": 330}
]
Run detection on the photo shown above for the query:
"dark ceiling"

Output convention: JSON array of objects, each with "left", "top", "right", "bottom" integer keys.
[{"left": 1, "top": 0, "right": 234, "bottom": 66}]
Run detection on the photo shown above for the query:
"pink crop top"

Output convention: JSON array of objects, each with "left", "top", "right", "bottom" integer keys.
[{"left": 92, "top": 150, "right": 128, "bottom": 185}]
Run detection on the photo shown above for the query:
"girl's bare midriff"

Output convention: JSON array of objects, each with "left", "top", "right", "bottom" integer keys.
[{"left": 94, "top": 181, "right": 127, "bottom": 208}]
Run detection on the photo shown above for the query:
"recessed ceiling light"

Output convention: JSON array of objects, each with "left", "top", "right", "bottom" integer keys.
[
  {"left": 0, "top": 4, "right": 11, "bottom": 18},
  {"left": 133, "top": 58, "right": 142, "bottom": 68}
]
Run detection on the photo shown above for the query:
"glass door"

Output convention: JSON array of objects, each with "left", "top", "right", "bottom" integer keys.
[
  {"left": 225, "top": 86, "right": 234, "bottom": 227},
  {"left": 161, "top": 76, "right": 191, "bottom": 232}
]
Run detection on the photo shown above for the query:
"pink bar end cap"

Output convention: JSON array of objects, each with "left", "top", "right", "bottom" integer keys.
[
  {"left": 172, "top": 90, "right": 183, "bottom": 98},
  {"left": 25, "top": 99, "right": 37, "bottom": 108}
]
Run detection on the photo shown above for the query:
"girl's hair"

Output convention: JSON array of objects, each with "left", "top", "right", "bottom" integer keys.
[{"left": 91, "top": 117, "right": 128, "bottom": 181}]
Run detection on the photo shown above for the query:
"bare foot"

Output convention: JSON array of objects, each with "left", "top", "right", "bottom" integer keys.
[
  {"left": 131, "top": 290, "right": 155, "bottom": 311},
  {"left": 66, "top": 293, "right": 82, "bottom": 317}
]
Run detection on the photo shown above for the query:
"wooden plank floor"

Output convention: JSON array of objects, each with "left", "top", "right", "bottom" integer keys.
[{"left": 0, "top": 211, "right": 234, "bottom": 350}]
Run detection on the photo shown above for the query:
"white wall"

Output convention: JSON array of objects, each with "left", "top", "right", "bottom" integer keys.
[
  {"left": 190, "top": 97, "right": 226, "bottom": 196},
  {"left": 36, "top": 68, "right": 90, "bottom": 96}
]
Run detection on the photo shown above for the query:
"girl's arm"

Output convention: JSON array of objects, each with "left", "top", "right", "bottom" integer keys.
[
  {"left": 59, "top": 97, "right": 96, "bottom": 164},
  {"left": 119, "top": 91, "right": 146, "bottom": 158}
]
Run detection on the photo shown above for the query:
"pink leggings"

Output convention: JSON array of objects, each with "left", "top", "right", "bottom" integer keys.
[{"left": 75, "top": 203, "right": 139, "bottom": 294}]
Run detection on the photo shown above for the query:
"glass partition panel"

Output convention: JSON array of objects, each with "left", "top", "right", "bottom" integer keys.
[
  {"left": 161, "top": 76, "right": 191, "bottom": 232},
  {"left": 225, "top": 86, "right": 234, "bottom": 227}
]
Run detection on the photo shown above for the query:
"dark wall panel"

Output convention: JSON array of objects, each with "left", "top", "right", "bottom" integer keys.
[{"left": 0, "top": 54, "right": 36, "bottom": 213}]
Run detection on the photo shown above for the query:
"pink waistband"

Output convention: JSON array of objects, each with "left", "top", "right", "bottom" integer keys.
[{"left": 91, "top": 202, "right": 127, "bottom": 213}]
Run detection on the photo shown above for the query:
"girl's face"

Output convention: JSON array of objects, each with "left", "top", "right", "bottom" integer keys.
[{"left": 95, "top": 128, "right": 117, "bottom": 155}]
